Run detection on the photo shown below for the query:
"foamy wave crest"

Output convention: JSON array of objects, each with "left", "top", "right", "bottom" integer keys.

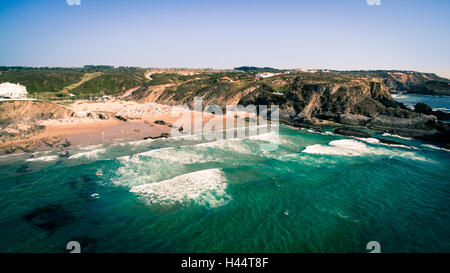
[
  {"left": 422, "top": 144, "right": 450, "bottom": 152},
  {"left": 195, "top": 139, "right": 250, "bottom": 154},
  {"left": 381, "top": 133, "right": 412, "bottom": 140},
  {"left": 26, "top": 155, "right": 59, "bottom": 162},
  {"left": 69, "top": 148, "right": 106, "bottom": 160},
  {"left": 357, "top": 137, "right": 415, "bottom": 149},
  {"left": 137, "top": 147, "right": 212, "bottom": 164},
  {"left": 79, "top": 144, "right": 104, "bottom": 150},
  {"left": 302, "top": 139, "right": 429, "bottom": 161},
  {"left": 302, "top": 139, "right": 372, "bottom": 156},
  {"left": 130, "top": 168, "right": 230, "bottom": 208}
]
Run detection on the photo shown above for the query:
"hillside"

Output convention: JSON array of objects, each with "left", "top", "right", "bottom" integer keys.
[
  {"left": 0, "top": 67, "right": 149, "bottom": 99},
  {"left": 129, "top": 70, "right": 450, "bottom": 145},
  {"left": 0, "top": 67, "right": 449, "bottom": 146}
]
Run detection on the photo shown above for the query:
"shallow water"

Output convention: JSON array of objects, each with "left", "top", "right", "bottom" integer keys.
[{"left": 0, "top": 125, "right": 449, "bottom": 253}]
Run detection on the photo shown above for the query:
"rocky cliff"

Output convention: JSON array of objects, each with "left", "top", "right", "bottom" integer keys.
[
  {"left": 0, "top": 101, "right": 74, "bottom": 143},
  {"left": 129, "top": 72, "right": 449, "bottom": 146}
]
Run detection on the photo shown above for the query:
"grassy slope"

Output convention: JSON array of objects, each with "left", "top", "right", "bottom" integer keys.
[{"left": 0, "top": 68, "right": 149, "bottom": 99}]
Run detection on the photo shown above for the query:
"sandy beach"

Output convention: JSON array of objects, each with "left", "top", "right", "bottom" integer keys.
[{"left": 0, "top": 100, "right": 236, "bottom": 155}]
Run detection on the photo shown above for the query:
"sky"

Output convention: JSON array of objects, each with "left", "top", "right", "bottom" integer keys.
[{"left": 0, "top": 0, "right": 449, "bottom": 78}]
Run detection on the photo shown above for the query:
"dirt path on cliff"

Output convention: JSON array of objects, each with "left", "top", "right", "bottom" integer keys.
[{"left": 59, "top": 72, "right": 103, "bottom": 94}]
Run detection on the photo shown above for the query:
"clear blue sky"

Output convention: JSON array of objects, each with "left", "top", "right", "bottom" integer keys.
[{"left": 1, "top": 0, "right": 449, "bottom": 78}]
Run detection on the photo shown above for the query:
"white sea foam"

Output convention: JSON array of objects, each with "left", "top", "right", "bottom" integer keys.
[
  {"left": 130, "top": 168, "right": 230, "bottom": 208},
  {"left": 90, "top": 193, "right": 100, "bottom": 199},
  {"left": 0, "top": 153, "right": 26, "bottom": 161},
  {"left": 140, "top": 147, "right": 211, "bottom": 164},
  {"left": 356, "top": 137, "right": 415, "bottom": 149},
  {"left": 302, "top": 139, "right": 429, "bottom": 161},
  {"left": 194, "top": 138, "right": 250, "bottom": 154},
  {"left": 421, "top": 144, "right": 450, "bottom": 152},
  {"left": 249, "top": 131, "right": 279, "bottom": 142},
  {"left": 302, "top": 139, "right": 375, "bottom": 156},
  {"left": 69, "top": 148, "right": 106, "bottom": 160},
  {"left": 79, "top": 144, "right": 104, "bottom": 150},
  {"left": 381, "top": 133, "right": 412, "bottom": 140},
  {"left": 26, "top": 155, "right": 59, "bottom": 162}
]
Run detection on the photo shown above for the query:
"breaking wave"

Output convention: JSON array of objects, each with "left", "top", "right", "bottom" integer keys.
[
  {"left": 130, "top": 168, "right": 230, "bottom": 208},
  {"left": 69, "top": 148, "right": 106, "bottom": 160},
  {"left": 302, "top": 139, "right": 429, "bottom": 161},
  {"left": 26, "top": 155, "right": 59, "bottom": 162}
]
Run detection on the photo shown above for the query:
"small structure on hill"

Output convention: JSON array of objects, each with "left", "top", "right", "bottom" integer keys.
[{"left": 0, "top": 82, "right": 28, "bottom": 99}]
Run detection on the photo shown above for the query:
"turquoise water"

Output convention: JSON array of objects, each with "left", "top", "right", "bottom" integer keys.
[{"left": 0, "top": 126, "right": 449, "bottom": 253}]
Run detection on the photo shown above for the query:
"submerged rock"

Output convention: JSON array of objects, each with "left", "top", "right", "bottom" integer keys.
[
  {"left": 16, "top": 164, "right": 31, "bottom": 175},
  {"left": 68, "top": 175, "right": 97, "bottom": 200},
  {"left": 415, "top": 103, "right": 450, "bottom": 121},
  {"left": 24, "top": 204, "right": 74, "bottom": 231}
]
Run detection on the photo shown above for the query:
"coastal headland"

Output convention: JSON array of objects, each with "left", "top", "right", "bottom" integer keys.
[{"left": 1, "top": 66, "right": 449, "bottom": 154}]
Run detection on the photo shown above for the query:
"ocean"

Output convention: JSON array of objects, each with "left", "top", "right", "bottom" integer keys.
[
  {"left": 0, "top": 124, "right": 449, "bottom": 253},
  {"left": 392, "top": 93, "right": 450, "bottom": 113}
]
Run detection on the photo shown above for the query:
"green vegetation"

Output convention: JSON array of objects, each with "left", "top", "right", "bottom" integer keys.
[
  {"left": 0, "top": 66, "right": 148, "bottom": 99},
  {"left": 72, "top": 71, "right": 148, "bottom": 97},
  {"left": 0, "top": 69, "right": 84, "bottom": 94},
  {"left": 1, "top": 66, "right": 447, "bottom": 101},
  {"left": 234, "top": 66, "right": 286, "bottom": 73},
  {"left": 409, "top": 81, "right": 450, "bottom": 95}
]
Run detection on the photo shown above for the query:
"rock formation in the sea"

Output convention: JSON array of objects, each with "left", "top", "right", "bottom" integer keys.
[
  {"left": 24, "top": 204, "right": 74, "bottom": 232},
  {"left": 414, "top": 103, "right": 450, "bottom": 121}
]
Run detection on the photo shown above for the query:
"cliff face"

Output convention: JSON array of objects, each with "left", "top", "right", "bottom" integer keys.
[
  {"left": 382, "top": 71, "right": 450, "bottom": 95},
  {"left": 239, "top": 79, "right": 399, "bottom": 119},
  {"left": 129, "top": 72, "right": 448, "bottom": 142},
  {"left": 0, "top": 101, "right": 74, "bottom": 143}
]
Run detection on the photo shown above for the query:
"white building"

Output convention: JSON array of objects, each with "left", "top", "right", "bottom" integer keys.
[
  {"left": 256, "top": 72, "right": 281, "bottom": 78},
  {"left": 0, "top": 82, "right": 28, "bottom": 99}
]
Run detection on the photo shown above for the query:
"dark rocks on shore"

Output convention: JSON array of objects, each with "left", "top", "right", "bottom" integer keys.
[
  {"left": 415, "top": 130, "right": 450, "bottom": 145},
  {"left": 375, "top": 137, "right": 410, "bottom": 147},
  {"left": 61, "top": 139, "right": 72, "bottom": 148},
  {"left": 338, "top": 114, "right": 371, "bottom": 126},
  {"left": 59, "top": 150, "right": 70, "bottom": 158},
  {"left": 115, "top": 115, "right": 128, "bottom": 122},
  {"left": 24, "top": 204, "right": 74, "bottom": 232},
  {"left": 414, "top": 103, "right": 433, "bottom": 115},
  {"left": 154, "top": 120, "right": 167, "bottom": 125},
  {"left": 333, "top": 127, "right": 370, "bottom": 138},
  {"left": 143, "top": 132, "right": 170, "bottom": 140},
  {"left": 291, "top": 119, "right": 322, "bottom": 131}
]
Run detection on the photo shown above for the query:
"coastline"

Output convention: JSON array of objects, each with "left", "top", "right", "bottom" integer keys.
[{"left": 0, "top": 100, "right": 226, "bottom": 155}]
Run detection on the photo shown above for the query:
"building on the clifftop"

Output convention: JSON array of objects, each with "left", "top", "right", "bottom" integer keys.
[{"left": 0, "top": 82, "right": 28, "bottom": 99}]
